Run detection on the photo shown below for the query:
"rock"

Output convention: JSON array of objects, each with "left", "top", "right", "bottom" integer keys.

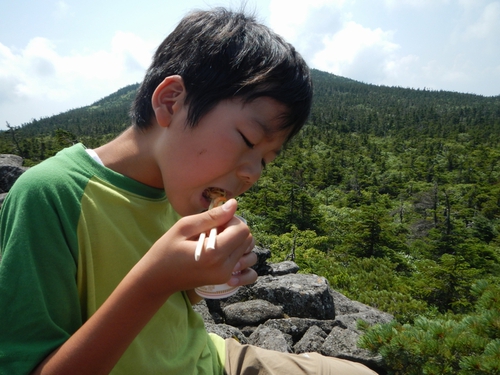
[
  {"left": 205, "top": 323, "right": 248, "bottom": 344},
  {"left": 263, "top": 318, "right": 341, "bottom": 342},
  {"left": 321, "top": 326, "right": 384, "bottom": 371},
  {"left": 331, "top": 289, "right": 372, "bottom": 316},
  {"left": 0, "top": 154, "right": 23, "bottom": 167},
  {"left": 192, "top": 300, "right": 215, "bottom": 324},
  {"left": 330, "top": 289, "right": 393, "bottom": 332},
  {"left": 0, "top": 154, "right": 28, "bottom": 194},
  {"left": 249, "top": 274, "right": 335, "bottom": 320},
  {"left": 269, "top": 261, "right": 300, "bottom": 276},
  {"left": 336, "top": 310, "right": 394, "bottom": 332},
  {"left": 0, "top": 193, "right": 8, "bottom": 206},
  {"left": 223, "top": 299, "right": 284, "bottom": 326},
  {"left": 251, "top": 246, "right": 272, "bottom": 275},
  {"left": 248, "top": 326, "right": 292, "bottom": 353},
  {"left": 294, "top": 325, "right": 327, "bottom": 354}
]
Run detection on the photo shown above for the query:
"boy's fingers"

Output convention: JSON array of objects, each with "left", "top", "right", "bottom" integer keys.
[
  {"left": 183, "top": 199, "right": 238, "bottom": 238},
  {"left": 204, "top": 197, "right": 236, "bottom": 219},
  {"left": 206, "top": 198, "right": 237, "bottom": 221},
  {"left": 228, "top": 268, "right": 258, "bottom": 287}
]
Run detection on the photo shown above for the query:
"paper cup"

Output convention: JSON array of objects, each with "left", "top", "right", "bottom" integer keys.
[
  {"left": 234, "top": 214, "right": 247, "bottom": 224},
  {"left": 194, "top": 283, "right": 240, "bottom": 299},
  {"left": 195, "top": 214, "right": 247, "bottom": 299}
]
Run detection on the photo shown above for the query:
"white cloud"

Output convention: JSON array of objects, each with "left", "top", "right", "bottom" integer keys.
[
  {"left": 311, "top": 22, "right": 399, "bottom": 77},
  {"left": 267, "top": 0, "right": 500, "bottom": 96},
  {"left": 463, "top": 1, "right": 500, "bottom": 40},
  {"left": 0, "top": 33, "right": 155, "bottom": 128},
  {"left": 269, "top": 0, "right": 346, "bottom": 42},
  {"left": 269, "top": 1, "right": 403, "bottom": 85},
  {"left": 56, "top": 31, "right": 153, "bottom": 85}
]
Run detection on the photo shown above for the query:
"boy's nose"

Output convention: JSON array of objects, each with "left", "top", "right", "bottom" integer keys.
[{"left": 237, "top": 161, "right": 262, "bottom": 186}]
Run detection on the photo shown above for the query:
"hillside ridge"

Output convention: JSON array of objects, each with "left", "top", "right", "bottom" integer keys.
[{"left": 5, "top": 69, "right": 499, "bottom": 138}]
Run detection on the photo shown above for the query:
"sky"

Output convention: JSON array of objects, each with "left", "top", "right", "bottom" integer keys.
[{"left": 1, "top": 0, "right": 499, "bottom": 130}]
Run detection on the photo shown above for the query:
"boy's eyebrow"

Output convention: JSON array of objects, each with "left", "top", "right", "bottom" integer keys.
[
  {"left": 252, "top": 115, "right": 287, "bottom": 139},
  {"left": 252, "top": 117, "right": 272, "bottom": 135},
  {"left": 252, "top": 118, "right": 284, "bottom": 156}
]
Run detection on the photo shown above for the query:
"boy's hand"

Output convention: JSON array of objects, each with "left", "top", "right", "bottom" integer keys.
[{"left": 139, "top": 199, "right": 257, "bottom": 297}]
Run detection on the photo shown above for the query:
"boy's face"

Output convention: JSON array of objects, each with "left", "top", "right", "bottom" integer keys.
[{"left": 155, "top": 96, "right": 289, "bottom": 216}]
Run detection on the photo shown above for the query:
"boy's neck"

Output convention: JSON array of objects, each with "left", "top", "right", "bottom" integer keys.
[{"left": 94, "top": 126, "right": 164, "bottom": 189}]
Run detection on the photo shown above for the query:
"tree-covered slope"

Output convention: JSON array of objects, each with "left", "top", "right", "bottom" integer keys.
[
  {"left": 1, "top": 69, "right": 499, "bottom": 374},
  {"left": 15, "top": 83, "right": 139, "bottom": 137}
]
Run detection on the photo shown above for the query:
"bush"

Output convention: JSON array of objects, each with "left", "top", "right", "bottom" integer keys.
[{"left": 358, "top": 280, "right": 500, "bottom": 374}]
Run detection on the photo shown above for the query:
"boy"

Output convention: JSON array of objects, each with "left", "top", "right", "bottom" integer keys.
[{"left": 0, "top": 8, "right": 377, "bottom": 375}]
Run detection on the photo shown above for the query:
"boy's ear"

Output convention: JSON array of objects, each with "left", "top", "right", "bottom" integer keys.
[{"left": 151, "top": 75, "right": 186, "bottom": 127}]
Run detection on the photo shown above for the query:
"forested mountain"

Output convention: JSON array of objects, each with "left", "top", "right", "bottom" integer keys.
[
  {"left": 2, "top": 69, "right": 499, "bottom": 374},
  {"left": 1, "top": 83, "right": 139, "bottom": 161}
]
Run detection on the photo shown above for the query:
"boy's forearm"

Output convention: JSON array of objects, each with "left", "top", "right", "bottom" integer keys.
[{"left": 31, "top": 262, "right": 173, "bottom": 375}]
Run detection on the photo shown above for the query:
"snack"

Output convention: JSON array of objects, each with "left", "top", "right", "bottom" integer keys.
[
  {"left": 205, "top": 188, "right": 227, "bottom": 250},
  {"left": 194, "top": 189, "right": 245, "bottom": 299},
  {"left": 194, "top": 188, "right": 227, "bottom": 261},
  {"left": 206, "top": 187, "right": 227, "bottom": 209}
]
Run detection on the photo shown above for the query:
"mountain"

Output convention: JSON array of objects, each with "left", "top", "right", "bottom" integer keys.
[
  {"left": 8, "top": 83, "right": 139, "bottom": 138},
  {"left": 4, "top": 69, "right": 500, "bottom": 141},
  {"left": 309, "top": 69, "right": 500, "bottom": 141}
]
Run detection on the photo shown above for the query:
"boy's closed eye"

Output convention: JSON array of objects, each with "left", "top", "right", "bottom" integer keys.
[
  {"left": 239, "top": 131, "right": 255, "bottom": 149},
  {"left": 239, "top": 131, "right": 266, "bottom": 168}
]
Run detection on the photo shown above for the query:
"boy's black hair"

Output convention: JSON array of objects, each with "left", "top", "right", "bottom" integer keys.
[{"left": 130, "top": 7, "right": 312, "bottom": 141}]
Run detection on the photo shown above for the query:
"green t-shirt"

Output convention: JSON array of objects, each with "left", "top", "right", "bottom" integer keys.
[{"left": 0, "top": 144, "right": 224, "bottom": 374}]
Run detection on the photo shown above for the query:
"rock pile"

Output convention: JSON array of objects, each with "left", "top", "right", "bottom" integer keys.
[{"left": 194, "top": 247, "right": 393, "bottom": 373}]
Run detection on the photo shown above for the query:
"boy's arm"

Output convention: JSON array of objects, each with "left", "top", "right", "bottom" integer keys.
[
  {"left": 32, "top": 259, "right": 174, "bottom": 375},
  {"left": 32, "top": 199, "right": 257, "bottom": 374},
  {"left": 32, "top": 266, "right": 169, "bottom": 374}
]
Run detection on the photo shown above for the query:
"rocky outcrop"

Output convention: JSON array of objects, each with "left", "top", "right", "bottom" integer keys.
[
  {"left": 0, "top": 154, "right": 392, "bottom": 373},
  {"left": 0, "top": 154, "right": 28, "bottom": 206},
  {"left": 194, "top": 247, "right": 393, "bottom": 373}
]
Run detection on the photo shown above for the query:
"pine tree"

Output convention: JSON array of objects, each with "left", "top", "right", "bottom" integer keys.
[{"left": 358, "top": 280, "right": 500, "bottom": 374}]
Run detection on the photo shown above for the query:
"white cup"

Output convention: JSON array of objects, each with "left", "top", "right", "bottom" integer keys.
[{"left": 195, "top": 215, "right": 247, "bottom": 299}]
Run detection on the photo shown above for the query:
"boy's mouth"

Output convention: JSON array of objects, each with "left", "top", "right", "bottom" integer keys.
[{"left": 202, "top": 187, "right": 227, "bottom": 207}]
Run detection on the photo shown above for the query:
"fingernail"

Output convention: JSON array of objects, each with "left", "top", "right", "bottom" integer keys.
[
  {"left": 222, "top": 199, "right": 234, "bottom": 211},
  {"left": 228, "top": 276, "right": 239, "bottom": 286},
  {"left": 232, "top": 262, "right": 241, "bottom": 273}
]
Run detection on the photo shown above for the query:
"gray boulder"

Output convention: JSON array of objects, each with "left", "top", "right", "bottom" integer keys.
[
  {"left": 248, "top": 326, "right": 292, "bottom": 353},
  {"left": 263, "top": 318, "right": 341, "bottom": 342},
  {"left": 192, "top": 299, "right": 215, "bottom": 324},
  {"left": 0, "top": 154, "right": 28, "bottom": 194},
  {"left": 269, "top": 260, "right": 300, "bottom": 276},
  {"left": 223, "top": 299, "right": 284, "bottom": 326},
  {"left": 250, "top": 274, "right": 335, "bottom": 320},
  {"left": 205, "top": 323, "right": 248, "bottom": 344},
  {"left": 294, "top": 325, "right": 328, "bottom": 354},
  {"left": 322, "top": 326, "right": 384, "bottom": 370}
]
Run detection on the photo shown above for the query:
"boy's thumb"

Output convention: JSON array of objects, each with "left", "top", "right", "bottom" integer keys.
[{"left": 205, "top": 198, "right": 237, "bottom": 225}]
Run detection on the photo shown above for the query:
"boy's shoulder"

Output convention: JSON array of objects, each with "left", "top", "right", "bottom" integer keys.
[
  {"left": 20, "top": 143, "right": 88, "bottom": 178},
  {"left": 8, "top": 144, "right": 91, "bottom": 200}
]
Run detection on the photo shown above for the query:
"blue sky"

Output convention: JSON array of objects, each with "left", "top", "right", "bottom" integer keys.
[{"left": 1, "top": 0, "right": 499, "bottom": 130}]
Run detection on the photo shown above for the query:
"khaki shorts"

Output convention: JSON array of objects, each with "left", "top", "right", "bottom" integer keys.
[{"left": 224, "top": 338, "right": 378, "bottom": 375}]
